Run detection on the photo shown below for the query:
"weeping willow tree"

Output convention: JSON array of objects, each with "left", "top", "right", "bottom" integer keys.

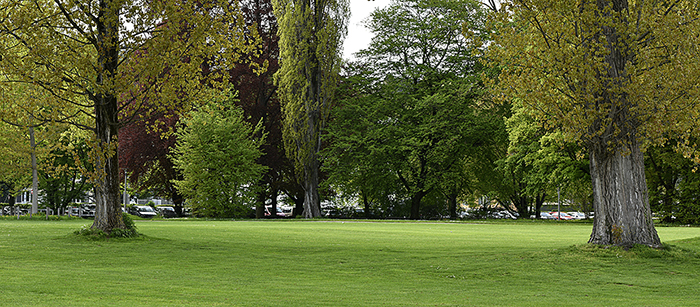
[
  {"left": 487, "top": 0, "right": 700, "bottom": 247},
  {"left": 0, "top": 0, "right": 260, "bottom": 233},
  {"left": 272, "top": 0, "right": 348, "bottom": 217}
]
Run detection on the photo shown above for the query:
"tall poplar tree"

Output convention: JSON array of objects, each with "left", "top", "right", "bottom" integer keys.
[
  {"left": 0, "top": 0, "right": 259, "bottom": 233},
  {"left": 488, "top": 0, "right": 700, "bottom": 247},
  {"left": 272, "top": 0, "right": 349, "bottom": 217}
]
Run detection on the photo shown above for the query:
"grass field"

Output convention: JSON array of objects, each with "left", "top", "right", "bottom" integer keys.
[{"left": 1, "top": 219, "right": 699, "bottom": 306}]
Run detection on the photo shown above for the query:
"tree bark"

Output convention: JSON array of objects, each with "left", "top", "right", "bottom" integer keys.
[
  {"left": 409, "top": 190, "right": 428, "bottom": 220},
  {"left": 447, "top": 192, "right": 458, "bottom": 220},
  {"left": 91, "top": 0, "right": 126, "bottom": 233},
  {"left": 588, "top": 141, "right": 661, "bottom": 247},
  {"left": 302, "top": 154, "right": 321, "bottom": 218}
]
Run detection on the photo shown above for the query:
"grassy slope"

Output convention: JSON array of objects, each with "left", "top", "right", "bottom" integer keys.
[{"left": 0, "top": 220, "right": 699, "bottom": 306}]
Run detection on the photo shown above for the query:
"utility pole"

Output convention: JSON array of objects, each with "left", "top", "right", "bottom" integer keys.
[
  {"left": 123, "top": 169, "right": 128, "bottom": 213},
  {"left": 29, "top": 124, "right": 38, "bottom": 216},
  {"left": 557, "top": 186, "right": 561, "bottom": 220}
]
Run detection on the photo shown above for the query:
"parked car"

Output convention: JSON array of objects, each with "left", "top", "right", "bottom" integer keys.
[
  {"left": 131, "top": 205, "right": 157, "bottom": 218},
  {"left": 537, "top": 212, "right": 554, "bottom": 219},
  {"left": 567, "top": 212, "right": 586, "bottom": 220},
  {"left": 280, "top": 206, "right": 294, "bottom": 217},
  {"left": 500, "top": 211, "right": 518, "bottom": 220},
  {"left": 68, "top": 204, "right": 95, "bottom": 218},
  {"left": 265, "top": 205, "right": 286, "bottom": 218},
  {"left": 158, "top": 206, "right": 177, "bottom": 218},
  {"left": 549, "top": 212, "right": 573, "bottom": 220}
]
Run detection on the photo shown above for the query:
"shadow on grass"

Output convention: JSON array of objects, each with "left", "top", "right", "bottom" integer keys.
[{"left": 567, "top": 241, "right": 700, "bottom": 260}]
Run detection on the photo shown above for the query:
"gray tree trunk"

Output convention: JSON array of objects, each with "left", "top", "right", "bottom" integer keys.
[
  {"left": 302, "top": 144, "right": 321, "bottom": 218},
  {"left": 588, "top": 140, "right": 661, "bottom": 247},
  {"left": 90, "top": 0, "right": 126, "bottom": 233}
]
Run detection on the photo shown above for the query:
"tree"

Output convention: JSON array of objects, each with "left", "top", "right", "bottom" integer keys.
[
  {"left": 272, "top": 0, "right": 349, "bottom": 218},
  {"left": 118, "top": 109, "right": 183, "bottom": 213},
  {"left": 324, "top": 0, "right": 493, "bottom": 219},
  {"left": 39, "top": 132, "right": 92, "bottom": 214},
  {"left": 171, "top": 92, "right": 267, "bottom": 218},
  {"left": 230, "top": 0, "right": 293, "bottom": 218},
  {"left": 0, "top": 0, "right": 259, "bottom": 233},
  {"left": 487, "top": 0, "right": 700, "bottom": 246},
  {"left": 0, "top": 121, "right": 32, "bottom": 210},
  {"left": 496, "top": 102, "right": 590, "bottom": 219},
  {"left": 646, "top": 142, "right": 700, "bottom": 224}
]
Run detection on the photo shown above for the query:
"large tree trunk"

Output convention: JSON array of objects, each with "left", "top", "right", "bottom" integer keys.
[
  {"left": 588, "top": 141, "right": 661, "bottom": 247},
  {"left": 302, "top": 155, "right": 321, "bottom": 218},
  {"left": 409, "top": 190, "right": 428, "bottom": 220},
  {"left": 91, "top": 88, "right": 125, "bottom": 232},
  {"left": 91, "top": 0, "right": 126, "bottom": 233},
  {"left": 447, "top": 192, "right": 458, "bottom": 220}
]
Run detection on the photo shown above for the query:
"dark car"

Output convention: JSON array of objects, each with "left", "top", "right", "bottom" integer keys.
[
  {"left": 158, "top": 206, "right": 177, "bottom": 218},
  {"left": 69, "top": 204, "right": 95, "bottom": 218}
]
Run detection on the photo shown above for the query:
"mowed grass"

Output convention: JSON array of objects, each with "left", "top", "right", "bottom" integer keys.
[{"left": 1, "top": 220, "right": 700, "bottom": 306}]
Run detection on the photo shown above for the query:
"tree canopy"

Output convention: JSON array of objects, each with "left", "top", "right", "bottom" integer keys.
[
  {"left": 272, "top": 0, "right": 349, "bottom": 217},
  {"left": 172, "top": 92, "right": 267, "bottom": 218},
  {"left": 0, "top": 0, "right": 260, "bottom": 232},
  {"left": 325, "top": 0, "right": 496, "bottom": 219},
  {"left": 487, "top": 0, "right": 700, "bottom": 246}
]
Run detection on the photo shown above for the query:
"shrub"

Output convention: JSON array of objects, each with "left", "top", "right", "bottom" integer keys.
[{"left": 73, "top": 213, "right": 139, "bottom": 239}]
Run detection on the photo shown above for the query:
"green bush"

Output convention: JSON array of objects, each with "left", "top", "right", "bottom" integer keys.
[
  {"left": 73, "top": 213, "right": 139, "bottom": 239},
  {"left": 121, "top": 212, "right": 136, "bottom": 231}
]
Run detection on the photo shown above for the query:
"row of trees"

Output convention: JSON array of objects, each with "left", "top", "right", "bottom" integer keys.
[{"left": 1, "top": 0, "right": 699, "bottom": 248}]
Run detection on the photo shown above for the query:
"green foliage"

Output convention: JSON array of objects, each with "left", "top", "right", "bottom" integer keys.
[
  {"left": 172, "top": 92, "right": 267, "bottom": 218},
  {"left": 272, "top": 0, "right": 349, "bottom": 172},
  {"left": 487, "top": 0, "right": 700, "bottom": 153},
  {"left": 646, "top": 144, "right": 700, "bottom": 225},
  {"left": 325, "top": 0, "right": 496, "bottom": 219},
  {"left": 485, "top": 0, "right": 699, "bottom": 246},
  {"left": 0, "top": 0, "right": 261, "bottom": 232},
  {"left": 73, "top": 213, "right": 138, "bottom": 239},
  {"left": 121, "top": 212, "right": 136, "bottom": 232},
  {"left": 494, "top": 102, "right": 591, "bottom": 217},
  {"left": 39, "top": 133, "right": 92, "bottom": 211},
  {"left": 272, "top": 0, "right": 349, "bottom": 217},
  {"left": 570, "top": 243, "right": 700, "bottom": 260}
]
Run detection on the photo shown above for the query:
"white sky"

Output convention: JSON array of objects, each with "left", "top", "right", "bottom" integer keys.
[{"left": 343, "top": 0, "right": 389, "bottom": 60}]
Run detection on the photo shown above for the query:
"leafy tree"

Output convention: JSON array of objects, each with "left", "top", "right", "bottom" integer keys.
[
  {"left": 171, "top": 92, "right": 267, "bottom": 218},
  {"left": 39, "top": 132, "right": 92, "bottom": 214},
  {"left": 0, "top": 121, "right": 31, "bottom": 209},
  {"left": 118, "top": 109, "right": 183, "bottom": 213},
  {"left": 487, "top": 0, "right": 700, "bottom": 247},
  {"left": 325, "top": 0, "right": 494, "bottom": 219},
  {"left": 496, "top": 103, "right": 590, "bottom": 218},
  {"left": 0, "top": 0, "right": 259, "bottom": 232},
  {"left": 646, "top": 143, "right": 700, "bottom": 224},
  {"left": 272, "top": 0, "right": 349, "bottom": 218},
  {"left": 231, "top": 0, "right": 297, "bottom": 218}
]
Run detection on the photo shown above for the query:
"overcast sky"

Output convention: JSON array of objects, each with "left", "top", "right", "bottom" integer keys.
[{"left": 343, "top": 0, "right": 389, "bottom": 60}]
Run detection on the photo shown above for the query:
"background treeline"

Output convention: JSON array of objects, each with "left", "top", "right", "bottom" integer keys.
[{"left": 1, "top": 0, "right": 698, "bottom": 224}]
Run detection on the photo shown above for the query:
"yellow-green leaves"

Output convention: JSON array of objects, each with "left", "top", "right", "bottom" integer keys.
[
  {"left": 171, "top": 90, "right": 267, "bottom": 218},
  {"left": 272, "top": 0, "right": 349, "bottom": 174},
  {"left": 487, "top": 0, "right": 700, "bottom": 158}
]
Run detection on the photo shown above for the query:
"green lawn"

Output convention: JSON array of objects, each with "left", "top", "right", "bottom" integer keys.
[{"left": 1, "top": 219, "right": 699, "bottom": 306}]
